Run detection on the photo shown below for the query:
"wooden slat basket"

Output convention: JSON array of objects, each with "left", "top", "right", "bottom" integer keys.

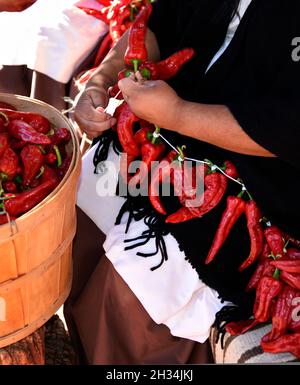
[{"left": 0, "top": 94, "right": 81, "bottom": 348}]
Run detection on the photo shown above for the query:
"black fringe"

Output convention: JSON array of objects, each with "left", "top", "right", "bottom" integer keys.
[{"left": 92, "top": 129, "right": 121, "bottom": 174}]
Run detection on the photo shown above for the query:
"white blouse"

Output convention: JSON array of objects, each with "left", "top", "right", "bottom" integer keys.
[{"left": 0, "top": 0, "right": 108, "bottom": 83}]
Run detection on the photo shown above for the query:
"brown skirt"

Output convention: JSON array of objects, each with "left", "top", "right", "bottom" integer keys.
[{"left": 64, "top": 207, "right": 214, "bottom": 365}]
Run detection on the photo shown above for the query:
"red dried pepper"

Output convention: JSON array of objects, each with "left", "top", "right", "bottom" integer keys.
[
  {"left": 286, "top": 248, "right": 300, "bottom": 259},
  {"left": 40, "top": 165, "right": 58, "bottom": 184},
  {"left": 225, "top": 318, "right": 260, "bottom": 336},
  {"left": 3, "top": 181, "right": 17, "bottom": 193},
  {"left": 134, "top": 123, "right": 154, "bottom": 146},
  {"left": 149, "top": 150, "right": 178, "bottom": 215},
  {"left": 205, "top": 196, "right": 246, "bottom": 264},
  {"left": 239, "top": 200, "right": 264, "bottom": 271},
  {"left": 0, "top": 109, "right": 50, "bottom": 134},
  {"left": 124, "top": 5, "right": 152, "bottom": 71},
  {"left": 140, "top": 48, "right": 195, "bottom": 80},
  {"left": 271, "top": 259, "right": 300, "bottom": 274},
  {"left": 246, "top": 243, "right": 271, "bottom": 292},
  {"left": 130, "top": 141, "right": 165, "bottom": 187},
  {"left": 8, "top": 120, "right": 51, "bottom": 145},
  {"left": 261, "top": 333, "right": 300, "bottom": 359},
  {"left": 264, "top": 225, "right": 285, "bottom": 258},
  {"left": 264, "top": 286, "right": 299, "bottom": 342},
  {"left": 50, "top": 128, "right": 71, "bottom": 146},
  {"left": 0, "top": 148, "right": 19, "bottom": 180},
  {"left": 166, "top": 172, "right": 228, "bottom": 224},
  {"left": 0, "top": 133, "right": 9, "bottom": 158},
  {"left": 254, "top": 276, "right": 282, "bottom": 323},
  {"left": 4, "top": 178, "right": 58, "bottom": 216},
  {"left": 57, "top": 155, "right": 72, "bottom": 181},
  {"left": 110, "top": 8, "right": 131, "bottom": 43},
  {"left": 117, "top": 103, "right": 140, "bottom": 157},
  {"left": 280, "top": 271, "right": 300, "bottom": 290},
  {"left": 94, "top": 33, "right": 113, "bottom": 66},
  {"left": 282, "top": 232, "right": 300, "bottom": 250},
  {"left": 20, "top": 145, "right": 44, "bottom": 187},
  {"left": 44, "top": 153, "right": 57, "bottom": 165}
]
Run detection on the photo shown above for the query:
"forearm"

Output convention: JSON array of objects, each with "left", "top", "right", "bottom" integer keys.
[{"left": 173, "top": 101, "right": 275, "bottom": 157}]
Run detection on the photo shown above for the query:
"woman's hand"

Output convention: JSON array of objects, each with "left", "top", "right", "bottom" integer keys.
[
  {"left": 118, "top": 74, "right": 184, "bottom": 131},
  {"left": 0, "top": 0, "right": 37, "bottom": 12},
  {"left": 74, "top": 86, "right": 116, "bottom": 139}
]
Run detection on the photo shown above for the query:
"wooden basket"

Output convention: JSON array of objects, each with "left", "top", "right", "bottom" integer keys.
[{"left": 0, "top": 94, "right": 81, "bottom": 348}]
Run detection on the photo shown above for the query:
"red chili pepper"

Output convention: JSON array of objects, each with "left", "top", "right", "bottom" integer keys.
[
  {"left": 155, "top": 48, "right": 195, "bottom": 80},
  {"left": 77, "top": 6, "right": 110, "bottom": 23},
  {"left": 166, "top": 172, "right": 228, "bottom": 224},
  {"left": 117, "top": 103, "right": 140, "bottom": 157},
  {"left": 109, "top": 69, "right": 133, "bottom": 99},
  {"left": 134, "top": 122, "right": 154, "bottom": 146},
  {"left": 223, "top": 160, "right": 239, "bottom": 179},
  {"left": 239, "top": 200, "right": 264, "bottom": 271},
  {"left": 149, "top": 150, "right": 178, "bottom": 215},
  {"left": 110, "top": 8, "right": 131, "bottom": 43},
  {"left": 246, "top": 243, "right": 271, "bottom": 292},
  {"left": 9, "top": 138, "right": 27, "bottom": 150},
  {"left": 205, "top": 196, "right": 246, "bottom": 264},
  {"left": 20, "top": 145, "right": 44, "bottom": 187},
  {"left": 124, "top": 5, "right": 152, "bottom": 71},
  {"left": 225, "top": 319, "right": 260, "bottom": 336},
  {"left": 271, "top": 259, "right": 300, "bottom": 274},
  {"left": 280, "top": 271, "right": 300, "bottom": 290},
  {"left": 264, "top": 225, "right": 285, "bottom": 258},
  {"left": 263, "top": 286, "right": 299, "bottom": 342},
  {"left": 139, "top": 48, "right": 195, "bottom": 81},
  {"left": 119, "top": 152, "right": 138, "bottom": 184},
  {"left": 3, "top": 181, "right": 17, "bottom": 193},
  {"left": 0, "top": 133, "right": 9, "bottom": 158},
  {"left": 0, "top": 102, "right": 16, "bottom": 110},
  {"left": 94, "top": 33, "right": 113, "bottom": 67},
  {"left": 282, "top": 232, "right": 300, "bottom": 250},
  {"left": 50, "top": 128, "right": 71, "bottom": 146},
  {"left": 254, "top": 276, "right": 283, "bottom": 323},
  {"left": 130, "top": 141, "right": 165, "bottom": 187},
  {"left": 44, "top": 153, "right": 57, "bottom": 165},
  {"left": 57, "top": 155, "right": 72, "bottom": 180},
  {"left": 0, "top": 148, "right": 19, "bottom": 180},
  {"left": 0, "top": 109, "right": 50, "bottom": 134},
  {"left": 40, "top": 165, "right": 58, "bottom": 184},
  {"left": 286, "top": 248, "right": 300, "bottom": 259},
  {"left": 8, "top": 120, "right": 51, "bottom": 145},
  {"left": 288, "top": 295, "right": 300, "bottom": 332},
  {"left": 4, "top": 178, "right": 58, "bottom": 217},
  {"left": 261, "top": 333, "right": 300, "bottom": 359}
]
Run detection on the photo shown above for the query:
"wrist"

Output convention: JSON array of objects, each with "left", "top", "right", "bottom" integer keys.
[{"left": 170, "top": 98, "right": 188, "bottom": 133}]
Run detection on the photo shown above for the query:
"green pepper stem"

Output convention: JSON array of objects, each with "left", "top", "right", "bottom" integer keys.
[
  {"left": 132, "top": 59, "right": 140, "bottom": 73},
  {"left": 152, "top": 125, "right": 160, "bottom": 144},
  {"left": 35, "top": 166, "right": 45, "bottom": 180},
  {"left": 54, "top": 145, "right": 62, "bottom": 167},
  {"left": 237, "top": 189, "right": 246, "bottom": 198},
  {"left": 273, "top": 268, "right": 281, "bottom": 280},
  {"left": 0, "top": 195, "right": 16, "bottom": 201}
]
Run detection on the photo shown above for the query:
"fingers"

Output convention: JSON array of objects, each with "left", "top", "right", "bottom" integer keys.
[{"left": 74, "top": 87, "right": 116, "bottom": 137}]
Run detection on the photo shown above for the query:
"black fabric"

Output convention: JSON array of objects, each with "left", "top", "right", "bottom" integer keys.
[{"left": 113, "top": 0, "right": 300, "bottom": 314}]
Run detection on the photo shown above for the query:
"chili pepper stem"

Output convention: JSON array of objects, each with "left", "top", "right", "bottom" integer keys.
[
  {"left": 273, "top": 268, "right": 281, "bottom": 280},
  {"left": 35, "top": 166, "right": 45, "bottom": 180},
  {"left": 132, "top": 59, "right": 140, "bottom": 73},
  {"left": 152, "top": 125, "right": 160, "bottom": 144},
  {"left": 53, "top": 145, "right": 62, "bottom": 167},
  {"left": 0, "top": 195, "right": 16, "bottom": 201},
  {"left": 237, "top": 190, "right": 246, "bottom": 198}
]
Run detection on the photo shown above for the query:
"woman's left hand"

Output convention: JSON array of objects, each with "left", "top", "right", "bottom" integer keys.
[{"left": 118, "top": 73, "right": 184, "bottom": 130}]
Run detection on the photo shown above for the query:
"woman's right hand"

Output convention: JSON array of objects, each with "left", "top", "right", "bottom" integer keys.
[{"left": 74, "top": 86, "right": 117, "bottom": 139}]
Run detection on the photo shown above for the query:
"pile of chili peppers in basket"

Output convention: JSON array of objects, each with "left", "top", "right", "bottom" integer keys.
[
  {"left": 102, "top": 4, "right": 300, "bottom": 360},
  {"left": 0, "top": 102, "right": 72, "bottom": 224},
  {"left": 76, "top": 0, "right": 154, "bottom": 84}
]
